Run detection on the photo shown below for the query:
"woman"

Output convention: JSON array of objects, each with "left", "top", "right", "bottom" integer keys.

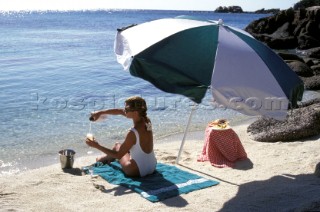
[{"left": 85, "top": 96, "right": 157, "bottom": 177}]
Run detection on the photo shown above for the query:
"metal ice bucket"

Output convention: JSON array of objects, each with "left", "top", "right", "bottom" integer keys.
[{"left": 59, "top": 149, "right": 75, "bottom": 169}]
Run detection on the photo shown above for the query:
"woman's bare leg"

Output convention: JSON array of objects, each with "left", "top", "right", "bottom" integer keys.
[
  {"left": 113, "top": 143, "right": 140, "bottom": 177},
  {"left": 96, "top": 142, "right": 140, "bottom": 177},
  {"left": 96, "top": 142, "right": 120, "bottom": 164},
  {"left": 119, "top": 155, "right": 140, "bottom": 177}
]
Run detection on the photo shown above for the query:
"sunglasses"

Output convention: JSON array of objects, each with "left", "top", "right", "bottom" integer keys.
[{"left": 124, "top": 107, "right": 135, "bottom": 113}]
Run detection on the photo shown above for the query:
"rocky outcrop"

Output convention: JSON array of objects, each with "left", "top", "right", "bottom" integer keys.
[
  {"left": 245, "top": 6, "right": 320, "bottom": 50},
  {"left": 214, "top": 6, "right": 280, "bottom": 14},
  {"left": 247, "top": 99, "right": 320, "bottom": 142},
  {"left": 315, "top": 162, "right": 320, "bottom": 177},
  {"left": 300, "top": 75, "right": 320, "bottom": 89},
  {"left": 254, "top": 8, "right": 280, "bottom": 14},
  {"left": 287, "top": 60, "right": 314, "bottom": 77},
  {"left": 215, "top": 6, "right": 243, "bottom": 13},
  {"left": 245, "top": 6, "right": 320, "bottom": 143},
  {"left": 277, "top": 51, "right": 320, "bottom": 90},
  {"left": 302, "top": 47, "right": 320, "bottom": 58}
]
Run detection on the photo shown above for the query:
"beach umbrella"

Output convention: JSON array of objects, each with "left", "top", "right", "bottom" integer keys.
[{"left": 114, "top": 16, "right": 304, "bottom": 163}]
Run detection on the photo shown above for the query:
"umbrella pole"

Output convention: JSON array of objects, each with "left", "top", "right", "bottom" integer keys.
[{"left": 175, "top": 105, "right": 196, "bottom": 164}]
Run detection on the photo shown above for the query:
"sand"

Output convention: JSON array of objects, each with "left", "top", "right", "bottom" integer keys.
[{"left": 1, "top": 123, "right": 320, "bottom": 211}]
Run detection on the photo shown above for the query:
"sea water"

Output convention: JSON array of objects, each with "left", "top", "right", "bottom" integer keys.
[{"left": 0, "top": 10, "right": 318, "bottom": 176}]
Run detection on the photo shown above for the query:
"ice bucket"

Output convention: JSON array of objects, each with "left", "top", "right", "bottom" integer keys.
[{"left": 59, "top": 149, "right": 76, "bottom": 169}]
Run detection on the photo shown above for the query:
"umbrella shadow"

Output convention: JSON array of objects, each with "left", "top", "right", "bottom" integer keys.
[
  {"left": 178, "top": 164, "right": 239, "bottom": 186},
  {"left": 221, "top": 173, "right": 320, "bottom": 211},
  {"left": 178, "top": 159, "right": 254, "bottom": 186}
]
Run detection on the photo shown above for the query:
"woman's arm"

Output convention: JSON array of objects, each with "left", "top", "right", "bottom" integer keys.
[
  {"left": 90, "top": 108, "right": 125, "bottom": 121},
  {"left": 85, "top": 130, "right": 136, "bottom": 160}
]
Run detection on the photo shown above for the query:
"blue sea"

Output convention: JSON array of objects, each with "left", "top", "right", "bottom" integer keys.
[{"left": 1, "top": 10, "right": 319, "bottom": 176}]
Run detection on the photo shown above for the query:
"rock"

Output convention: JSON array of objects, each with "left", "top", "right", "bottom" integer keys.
[
  {"left": 254, "top": 8, "right": 280, "bottom": 14},
  {"left": 311, "top": 64, "right": 320, "bottom": 75},
  {"left": 287, "top": 60, "right": 314, "bottom": 77},
  {"left": 298, "top": 34, "right": 320, "bottom": 50},
  {"left": 245, "top": 7, "right": 320, "bottom": 50},
  {"left": 271, "top": 22, "right": 292, "bottom": 37},
  {"left": 302, "top": 47, "right": 320, "bottom": 59},
  {"left": 300, "top": 98, "right": 320, "bottom": 107},
  {"left": 247, "top": 101, "right": 320, "bottom": 142},
  {"left": 246, "top": 8, "right": 295, "bottom": 35},
  {"left": 315, "top": 162, "right": 320, "bottom": 177},
  {"left": 278, "top": 52, "right": 305, "bottom": 62},
  {"left": 301, "top": 75, "right": 320, "bottom": 89},
  {"left": 303, "top": 58, "right": 315, "bottom": 66},
  {"left": 215, "top": 6, "right": 243, "bottom": 13},
  {"left": 268, "top": 36, "right": 298, "bottom": 49}
]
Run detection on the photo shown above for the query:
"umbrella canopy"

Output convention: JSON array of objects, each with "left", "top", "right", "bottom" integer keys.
[{"left": 114, "top": 16, "right": 304, "bottom": 120}]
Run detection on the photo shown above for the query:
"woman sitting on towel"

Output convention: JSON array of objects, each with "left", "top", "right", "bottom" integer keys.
[{"left": 86, "top": 96, "right": 157, "bottom": 177}]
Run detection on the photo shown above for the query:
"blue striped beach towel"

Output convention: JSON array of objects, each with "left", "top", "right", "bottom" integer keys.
[{"left": 85, "top": 161, "right": 219, "bottom": 202}]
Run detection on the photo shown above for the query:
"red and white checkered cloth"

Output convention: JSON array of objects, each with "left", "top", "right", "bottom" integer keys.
[{"left": 197, "top": 126, "right": 247, "bottom": 168}]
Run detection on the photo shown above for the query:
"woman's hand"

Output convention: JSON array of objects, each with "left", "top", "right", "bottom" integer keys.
[
  {"left": 85, "top": 138, "right": 99, "bottom": 148},
  {"left": 89, "top": 111, "right": 100, "bottom": 121}
]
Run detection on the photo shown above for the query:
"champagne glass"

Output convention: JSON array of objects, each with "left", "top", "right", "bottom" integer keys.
[
  {"left": 86, "top": 122, "right": 94, "bottom": 154},
  {"left": 86, "top": 133, "right": 94, "bottom": 141}
]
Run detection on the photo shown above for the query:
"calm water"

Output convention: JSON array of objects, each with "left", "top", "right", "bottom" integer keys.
[{"left": 1, "top": 10, "right": 318, "bottom": 175}]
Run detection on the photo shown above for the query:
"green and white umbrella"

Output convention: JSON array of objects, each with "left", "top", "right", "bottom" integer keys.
[
  {"left": 115, "top": 16, "right": 304, "bottom": 120},
  {"left": 114, "top": 16, "right": 304, "bottom": 163}
]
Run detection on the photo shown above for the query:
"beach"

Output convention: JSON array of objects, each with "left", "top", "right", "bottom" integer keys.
[{"left": 1, "top": 122, "right": 320, "bottom": 211}]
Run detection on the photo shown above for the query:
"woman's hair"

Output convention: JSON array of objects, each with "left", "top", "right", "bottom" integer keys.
[{"left": 125, "top": 96, "right": 151, "bottom": 124}]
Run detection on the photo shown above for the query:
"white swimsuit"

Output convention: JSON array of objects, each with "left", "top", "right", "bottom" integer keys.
[{"left": 130, "top": 128, "right": 157, "bottom": 177}]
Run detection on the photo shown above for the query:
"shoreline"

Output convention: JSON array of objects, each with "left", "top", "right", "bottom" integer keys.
[
  {"left": 1, "top": 122, "right": 320, "bottom": 211},
  {"left": 0, "top": 116, "right": 256, "bottom": 176},
  {"left": 1, "top": 91, "right": 318, "bottom": 177}
]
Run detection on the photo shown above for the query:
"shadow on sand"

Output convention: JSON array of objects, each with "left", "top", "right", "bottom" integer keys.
[
  {"left": 90, "top": 175, "right": 188, "bottom": 207},
  {"left": 82, "top": 162, "right": 195, "bottom": 207},
  {"left": 92, "top": 183, "right": 188, "bottom": 207},
  {"left": 221, "top": 173, "right": 320, "bottom": 211},
  {"left": 179, "top": 158, "right": 253, "bottom": 186},
  {"left": 62, "top": 168, "right": 83, "bottom": 176},
  {"left": 61, "top": 168, "right": 187, "bottom": 207}
]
